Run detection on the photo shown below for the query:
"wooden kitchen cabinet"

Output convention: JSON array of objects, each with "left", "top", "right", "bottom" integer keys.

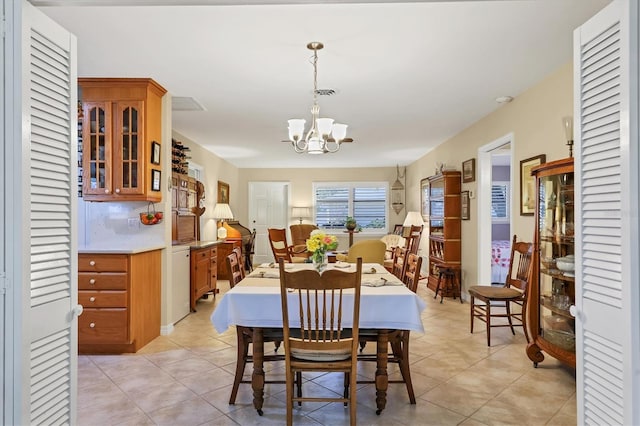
[
  {"left": 78, "top": 250, "right": 161, "bottom": 354},
  {"left": 190, "top": 245, "right": 218, "bottom": 311},
  {"left": 79, "top": 78, "right": 166, "bottom": 202}
]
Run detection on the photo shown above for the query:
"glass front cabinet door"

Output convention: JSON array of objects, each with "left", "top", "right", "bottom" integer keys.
[{"left": 526, "top": 157, "right": 576, "bottom": 368}]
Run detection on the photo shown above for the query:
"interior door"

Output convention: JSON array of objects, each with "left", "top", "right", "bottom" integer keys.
[
  {"left": 248, "top": 182, "right": 289, "bottom": 265},
  {"left": 4, "top": 2, "right": 78, "bottom": 423},
  {"left": 574, "top": 1, "right": 639, "bottom": 424}
]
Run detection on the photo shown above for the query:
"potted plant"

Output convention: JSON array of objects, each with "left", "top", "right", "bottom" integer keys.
[{"left": 345, "top": 216, "right": 357, "bottom": 231}]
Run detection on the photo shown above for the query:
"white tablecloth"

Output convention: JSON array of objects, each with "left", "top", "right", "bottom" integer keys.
[{"left": 211, "top": 263, "right": 426, "bottom": 333}]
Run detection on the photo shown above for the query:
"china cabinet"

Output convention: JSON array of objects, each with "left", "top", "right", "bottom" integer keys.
[
  {"left": 526, "top": 157, "right": 576, "bottom": 368},
  {"left": 426, "top": 171, "right": 462, "bottom": 296},
  {"left": 78, "top": 78, "right": 166, "bottom": 201}
]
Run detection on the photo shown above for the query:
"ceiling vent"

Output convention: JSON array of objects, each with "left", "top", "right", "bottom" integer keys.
[
  {"left": 172, "top": 96, "right": 207, "bottom": 111},
  {"left": 315, "top": 89, "right": 336, "bottom": 96}
]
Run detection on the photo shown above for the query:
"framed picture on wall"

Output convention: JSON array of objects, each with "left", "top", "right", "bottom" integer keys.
[
  {"left": 520, "top": 154, "right": 546, "bottom": 215},
  {"left": 420, "top": 178, "right": 430, "bottom": 221},
  {"left": 151, "top": 141, "right": 161, "bottom": 165},
  {"left": 462, "top": 158, "right": 475, "bottom": 183},
  {"left": 461, "top": 190, "right": 470, "bottom": 220},
  {"left": 151, "top": 169, "right": 161, "bottom": 191},
  {"left": 217, "top": 181, "right": 230, "bottom": 203}
]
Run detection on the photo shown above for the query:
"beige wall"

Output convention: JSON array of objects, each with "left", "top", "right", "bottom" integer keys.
[
  {"left": 172, "top": 130, "right": 240, "bottom": 241},
  {"left": 172, "top": 61, "right": 575, "bottom": 292},
  {"left": 406, "top": 62, "right": 574, "bottom": 291}
]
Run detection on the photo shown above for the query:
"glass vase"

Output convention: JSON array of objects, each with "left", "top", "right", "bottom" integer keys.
[{"left": 312, "top": 250, "right": 328, "bottom": 272}]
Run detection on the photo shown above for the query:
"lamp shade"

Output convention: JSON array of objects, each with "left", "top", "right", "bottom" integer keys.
[
  {"left": 403, "top": 211, "right": 424, "bottom": 227},
  {"left": 212, "top": 203, "right": 234, "bottom": 220},
  {"left": 292, "top": 207, "right": 311, "bottom": 218}
]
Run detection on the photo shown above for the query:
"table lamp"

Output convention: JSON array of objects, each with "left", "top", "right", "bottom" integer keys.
[
  {"left": 291, "top": 206, "right": 311, "bottom": 224},
  {"left": 403, "top": 211, "right": 424, "bottom": 228},
  {"left": 212, "top": 203, "right": 234, "bottom": 240}
]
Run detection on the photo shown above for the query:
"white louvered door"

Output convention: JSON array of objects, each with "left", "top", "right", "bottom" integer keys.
[
  {"left": 21, "top": 2, "right": 78, "bottom": 425},
  {"left": 573, "top": 1, "right": 639, "bottom": 424}
]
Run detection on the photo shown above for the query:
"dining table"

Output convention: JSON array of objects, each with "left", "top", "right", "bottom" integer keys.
[{"left": 211, "top": 261, "right": 426, "bottom": 415}]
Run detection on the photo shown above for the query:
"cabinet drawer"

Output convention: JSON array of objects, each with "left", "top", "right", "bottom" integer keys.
[
  {"left": 79, "top": 308, "right": 128, "bottom": 343},
  {"left": 193, "top": 248, "right": 208, "bottom": 261},
  {"left": 78, "top": 272, "right": 127, "bottom": 290},
  {"left": 209, "top": 247, "right": 217, "bottom": 258},
  {"left": 79, "top": 254, "right": 128, "bottom": 272},
  {"left": 79, "top": 290, "right": 127, "bottom": 308}
]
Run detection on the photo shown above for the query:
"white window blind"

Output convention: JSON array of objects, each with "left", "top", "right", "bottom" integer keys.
[
  {"left": 313, "top": 182, "right": 387, "bottom": 232},
  {"left": 491, "top": 182, "right": 509, "bottom": 222}
]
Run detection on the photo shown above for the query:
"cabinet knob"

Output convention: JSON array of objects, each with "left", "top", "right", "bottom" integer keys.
[
  {"left": 104, "top": 189, "right": 110, "bottom": 194},
  {"left": 89, "top": 322, "right": 95, "bottom": 328},
  {"left": 89, "top": 278, "right": 96, "bottom": 284},
  {"left": 569, "top": 305, "right": 577, "bottom": 318},
  {"left": 89, "top": 297, "right": 96, "bottom": 302},
  {"left": 89, "top": 260, "right": 96, "bottom": 266},
  {"left": 72, "top": 305, "right": 83, "bottom": 317},
  {"left": 115, "top": 188, "right": 120, "bottom": 193}
]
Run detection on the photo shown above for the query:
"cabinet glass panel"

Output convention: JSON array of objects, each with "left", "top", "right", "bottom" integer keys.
[
  {"left": 121, "top": 107, "right": 139, "bottom": 189},
  {"left": 88, "top": 106, "right": 106, "bottom": 189},
  {"left": 538, "top": 171, "right": 575, "bottom": 355}
]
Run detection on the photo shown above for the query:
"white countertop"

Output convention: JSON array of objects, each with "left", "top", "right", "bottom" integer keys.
[{"left": 78, "top": 243, "right": 167, "bottom": 254}]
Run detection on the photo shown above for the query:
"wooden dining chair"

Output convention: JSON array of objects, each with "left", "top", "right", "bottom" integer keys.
[
  {"left": 268, "top": 228, "right": 307, "bottom": 263},
  {"left": 232, "top": 246, "right": 244, "bottom": 279},
  {"left": 227, "top": 252, "right": 284, "bottom": 405},
  {"left": 468, "top": 235, "right": 534, "bottom": 346},
  {"left": 391, "top": 246, "right": 409, "bottom": 281},
  {"left": 357, "top": 253, "right": 421, "bottom": 405},
  {"left": 278, "top": 258, "right": 362, "bottom": 426}
]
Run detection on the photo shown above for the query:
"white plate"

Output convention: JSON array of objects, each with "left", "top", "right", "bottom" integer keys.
[{"left": 334, "top": 261, "right": 350, "bottom": 268}]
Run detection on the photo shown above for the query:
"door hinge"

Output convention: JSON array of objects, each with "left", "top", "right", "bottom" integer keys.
[
  {"left": 1, "top": 17, "right": 5, "bottom": 39},
  {"left": 0, "top": 273, "right": 7, "bottom": 295}
]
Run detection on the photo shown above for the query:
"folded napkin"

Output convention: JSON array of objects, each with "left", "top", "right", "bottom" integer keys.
[
  {"left": 259, "top": 262, "right": 277, "bottom": 268},
  {"left": 361, "top": 276, "right": 403, "bottom": 287},
  {"left": 362, "top": 267, "right": 378, "bottom": 274},
  {"left": 361, "top": 277, "right": 388, "bottom": 287},
  {"left": 250, "top": 271, "right": 279, "bottom": 279},
  {"left": 334, "top": 261, "right": 351, "bottom": 269}
]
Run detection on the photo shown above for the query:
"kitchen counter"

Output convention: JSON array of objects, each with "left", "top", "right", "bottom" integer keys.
[
  {"left": 78, "top": 243, "right": 166, "bottom": 254},
  {"left": 185, "top": 240, "right": 222, "bottom": 249}
]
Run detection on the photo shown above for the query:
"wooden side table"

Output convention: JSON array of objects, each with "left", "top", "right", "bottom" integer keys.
[{"left": 343, "top": 229, "right": 360, "bottom": 247}]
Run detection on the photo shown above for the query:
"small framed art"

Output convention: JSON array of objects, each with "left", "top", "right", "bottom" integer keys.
[
  {"left": 151, "top": 141, "right": 161, "bottom": 165},
  {"left": 461, "top": 190, "right": 470, "bottom": 220},
  {"left": 151, "top": 169, "right": 161, "bottom": 191},
  {"left": 218, "top": 181, "right": 230, "bottom": 203},
  {"left": 462, "top": 158, "right": 475, "bottom": 183},
  {"left": 520, "top": 154, "right": 546, "bottom": 215}
]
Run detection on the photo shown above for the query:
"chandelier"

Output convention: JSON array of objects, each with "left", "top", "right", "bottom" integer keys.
[{"left": 287, "top": 42, "right": 351, "bottom": 154}]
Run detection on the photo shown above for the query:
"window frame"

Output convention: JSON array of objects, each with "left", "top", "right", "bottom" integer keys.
[{"left": 312, "top": 181, "right": 389, "bottom": 234}]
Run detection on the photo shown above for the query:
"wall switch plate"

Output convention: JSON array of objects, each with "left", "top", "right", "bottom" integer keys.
[{"left": 128, "top": 218, "right": 139, "bottom": 229}]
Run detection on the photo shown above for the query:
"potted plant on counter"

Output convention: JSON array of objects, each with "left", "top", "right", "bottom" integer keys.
[{"left": 345, "top": 216, "right": 357, "bottom": 231}]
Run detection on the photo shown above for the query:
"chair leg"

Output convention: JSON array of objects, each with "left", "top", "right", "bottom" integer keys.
[
  {"left": 397, "top": 332, "right": 416, "bottom": 404},
  {"left": 359, "top": 341, "right": 367, "bottom": 352},
  {"left": 343, "top": 372, "right": 349, "bottom": 406},
  {"left": 485, "top": 301, "right": 492, "bottom": 347},
  {"left": 286, "top": 368, "right": 294, "bottom": 426},
  {"left": 296, "top": 371, "right": 302, "bottom": 406},
  {"left": 349, "top": 368, "right": 357, "bottom": 426},
  {"left": 274, "top": 340, "right": 281, "bottom": 352},
  {"left": 506, "top": 301, "right": 516, "bottom": 335},
  {"left": 229, "top": 329, "right": 249, "bottom": 404},
  {"left": 470, "top": 295, "right": 475, "bottom": 333}
]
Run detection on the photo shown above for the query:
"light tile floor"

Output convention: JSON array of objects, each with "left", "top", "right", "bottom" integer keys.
[{"left": 78, "top": 280, "right": 576, "bottom": 425}]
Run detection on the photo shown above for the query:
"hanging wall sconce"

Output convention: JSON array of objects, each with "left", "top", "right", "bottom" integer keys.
[
  {"left": 562, "top": 116, "right": 574, "bottom": 157},
  {"left": 391, "top": 165, "right": 406, "bottom": 214}
]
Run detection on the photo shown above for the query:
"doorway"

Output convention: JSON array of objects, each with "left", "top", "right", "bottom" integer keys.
[
  {"left": 477, "top": 134, "right": 513, "bottom": 286},
  {"left": 248, "top": 182, "right": 290, "bottom": 265}
]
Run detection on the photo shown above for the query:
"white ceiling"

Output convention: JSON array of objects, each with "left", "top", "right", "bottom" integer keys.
[{"left": 37, "top": 0, "right": 610, "bottom": 169}]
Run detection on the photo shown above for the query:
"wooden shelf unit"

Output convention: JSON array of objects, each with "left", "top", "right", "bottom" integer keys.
[{"left": 426, "top": 171, "right": 462, "bottom": 296}]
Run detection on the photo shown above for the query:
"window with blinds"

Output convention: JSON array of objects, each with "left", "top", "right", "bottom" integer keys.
[
  {"left": 491, "top": 181, "right": 509, "bottom": 222},
  {"left": 313, "top": 182, "right": 387, "bottom": 232}
]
